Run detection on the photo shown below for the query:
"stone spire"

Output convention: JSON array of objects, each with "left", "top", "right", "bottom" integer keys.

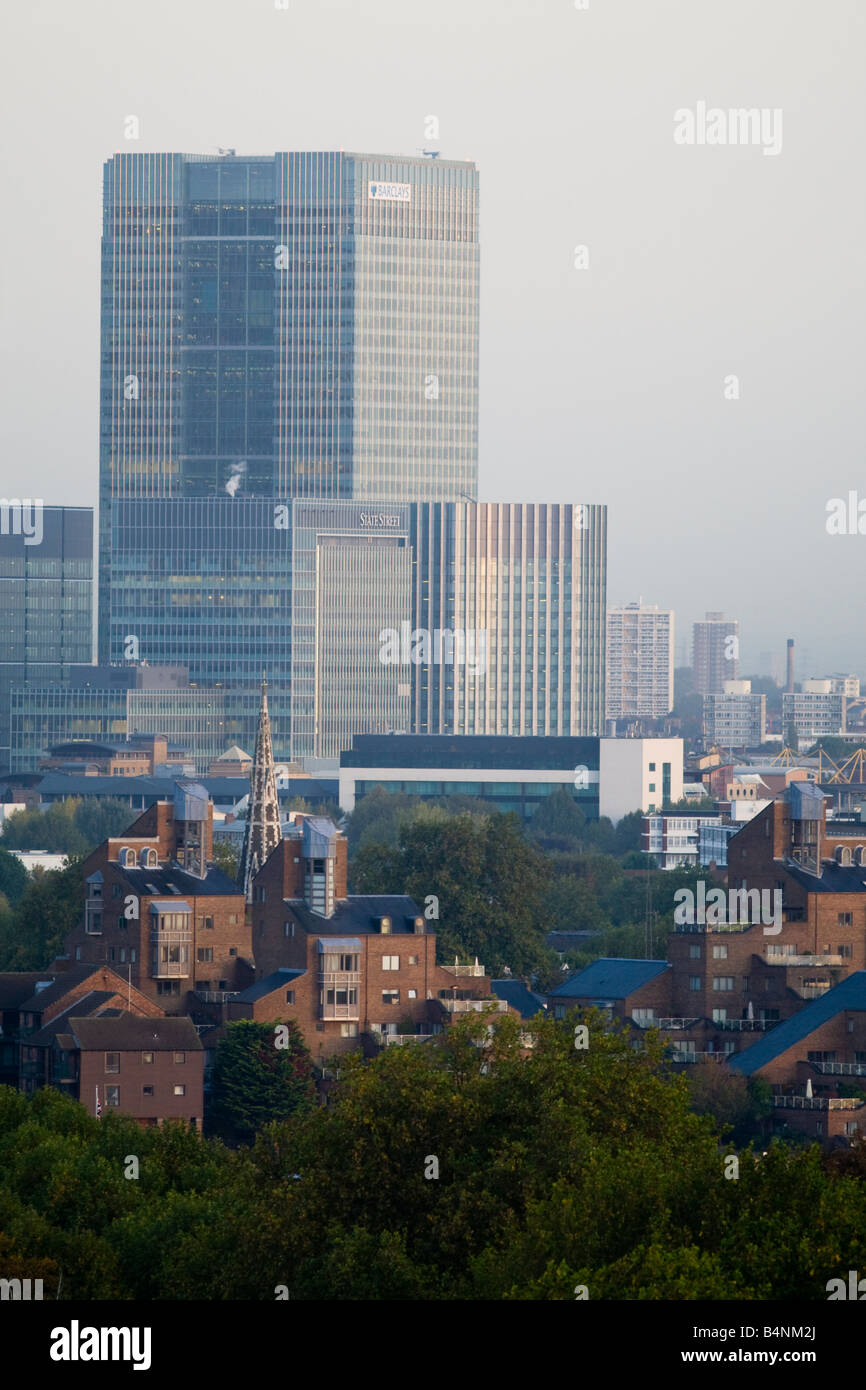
[{"left": 240, "top": 673, "right": 282, "bottom": 903}]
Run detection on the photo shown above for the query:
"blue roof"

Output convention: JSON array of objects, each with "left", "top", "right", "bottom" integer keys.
[
  {"left": 729, "top": 972, "right": 866, "bottom": 1075},
  {"left": 549, "top": 957, "right": 670, "bottom": 1000},
  {"left": 491, "top": 979, "right": 546, "bottom": 1018}
]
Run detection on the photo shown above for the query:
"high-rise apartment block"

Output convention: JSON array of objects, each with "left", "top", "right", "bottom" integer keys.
[
  {"left": 605, "top": 601, "right": 674, "bottom": 720},
  {"left": 782, "top": 682, "right": 847, "bottom": 742},
  {"left": 692, "top": 611, "right": 738, "bottom": 694}
]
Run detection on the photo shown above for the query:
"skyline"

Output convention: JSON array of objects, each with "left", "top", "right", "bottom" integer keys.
[{"left": 2, "top": 0, "right": 864, "bottom": 677}]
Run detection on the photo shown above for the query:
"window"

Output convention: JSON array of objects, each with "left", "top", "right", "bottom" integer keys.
[
  {"left": 648, "top": 783, "right": 655, "bottom": 793},
  {"left": 285, "top": 990, "right": 295, "bottom": 1004},
  {"left": 845, "top": 1120, "right": 860, "bottom": 1137},
  {"left": 142, "top": 1085, "right": 154, "bottom": 1098},
  {"left": 839, "top": 944, "right": 853, "bottom": 958},
  {"left": 713, "top": 977, "right": 735, "bottom": 992},
  {"left": 712, "top": 1009, "right": 727, "bottom": 1023},
  {"left": 119, "top": 948, "right": 126, "bottom": 963},
  {"left": 173, "top": 1084, "right": 186, "bottom": 1097},
  {"left": 284, "top": 921, "right": 294, "bottom": 938},
  {"left": 382, "top": 989, "right": 400, "bottom": 1005},
  {"left": 173, "top": 1052, "right": 186, "bottom": 1064},
  {"left": 105, "top": 1052, "right": 120, "bottom": 1074},
  {"left": 112, "top": 884, "right": 123, "bottom": 899},
  {"left": 838, "top": 912, "right": 853, "bottom": 927},
  {"left": 157, "top": 981, "right": 180, "bottom": 996},
  {"left": 340, "top": 1023, "right": 358, "bottom": 1037},
  {"left": 712, "top": 945, "right": 728, "bottom": 960},
  {"left": 689, "top": 945, "right": 701, "bottom": 960},
  {"left": 382, "top": 955, "right": 400, "bottom": 971},
  {"left": 689, "top": 976, "right": 701, "bottom": 991},
  {"left": 408, "top": 955, "right": 419, "bottom": 966},
  {"left": 408, "top": 989, "right": 417, "bottom": 1000},
  {"left": 75, "top": 947, "right": 82, "bottom": 961},
  {"left": 107, "top": 947, "right": 116, "bottom": 962},
  {"left": 105, "top": 1086, "right": 120, "bottom": 1107},
  {"left": 228, "top": 914, "right": 238, "bottom": 925},
  {"left": 649, "top": 762, "right": 656, "bottom": 772},
  {"left": 142, "top": 1052, "right": 154, "bottom": 1065},
  {"left": 205, "top": 916, "right": 214, "bottom": 930},
  {"left": 253, "top": 887, "right": 266, "bottom": 903},
  {"left": 197, "top": 948, "right": 214, "bottom": 963},
  {"left": 807, "top": 1051, "right": 836, "bottom": 1063},
  {"left": 229, "top": 948, "right": 237, "bottom": 957}
]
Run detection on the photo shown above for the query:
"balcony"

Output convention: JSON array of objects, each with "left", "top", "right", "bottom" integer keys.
[
  {"left": 773, "top": 1095, "right": 864, "bottom": 1111},
  {"left": 194, "top": 990, "right": 239, "bottom": 1004},
  {"left": 792, "top": 984, "right": 832, "bottom": 1000},
  {"left": 440, "top": 999, "right": 509, "bottom": 1014},
  {"left": 669, "top": 1051, "right": 727, "bottom": 1064},
  {"left": 318, "top": 971, "right": 361, "bottom": 988},
  {"left": 762, "top": 954, "right": 844, "bottom": 967},
  {"left": 632, "top": 1016, "right": 700, "bottom": 1030},
  {"left": 319, "top": 971, "right": 361, "bottom": 1021},
  {"left": 384, "top": 1033, "right": 438, "bottom": 1046},
  {"left": 715, "top": 1018, "right": 775, "bottom": 1031},
  {"left": 440, "top": 963, "right": 486, "bottom": 978},
  {"left": 673, "top": 922, "right": 750, "bottom": 935},
  {"left": 811, "top": 1061, "right": 866, "bottom": 1077}
]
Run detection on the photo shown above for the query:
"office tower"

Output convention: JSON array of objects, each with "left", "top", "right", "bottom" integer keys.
[
  {"left": 98, "top": 150, "right": 480, "bottom": 659},
  {"left": 605, "top": 601, "right": 674, "bottom": 720},
  {"left": 692, "top": 611, "right": 739, "bottom": 694},
  {"left": 0, "top": 505, "right": 93, "bottom": 772},
  {"left": 108, "top": 498, "right": 606, "bottom": 759}
]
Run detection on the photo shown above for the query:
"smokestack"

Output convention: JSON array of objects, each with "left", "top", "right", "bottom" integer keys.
[{"left": 786, "top": 639, "right": 795, "bottom": 693}]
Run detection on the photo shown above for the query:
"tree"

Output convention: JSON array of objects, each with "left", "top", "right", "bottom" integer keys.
[
  {"left": 208, "top": 1019, "right": 316, "bottom": 1146},
  {"left": 352, "top": 807, "right": 550, "bottom": 974},
  {"left": 0, "top": 847, "right": 29, "bottom": 905},
  {"left": 211, "top": 839, "right": 239, "bottom": 881},
  {"left": 0, "top": 854, "right": 86, "bottom": 969},
  {"left": 528, "top": 787, "right": 587, "bottom": 846}
]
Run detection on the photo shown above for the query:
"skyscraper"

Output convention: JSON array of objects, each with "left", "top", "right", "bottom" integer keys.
[
  {"left": 606, "top": 601, "right": 674, "bottom": 720},
  {"left": 0, "top": 505, "right": 93, "bottom": 772},
  {"left": 692, "top": 611, "right": 739, "bottom": 695},
  {"left": 98, "top": 150, "right": 479, "bottom": 659}
]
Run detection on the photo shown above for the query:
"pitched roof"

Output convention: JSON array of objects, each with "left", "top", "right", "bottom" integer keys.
[
  {"left": 783, "top": 862, "right": 866, "bottom": 894},
  {"left": 118, "top": 864, "right": 241, "bottom": 897},
  {"left": 215, "top": 745, "right": 251, "bottom": 762},
  {"left": 549, "top": 957, "right": 670, "bottom": 1000},
  {"left": 234, "top": 969, "right": 307, "bottom": 1003},
  {"left": 70, "top": 1016, "right": 202, "bottom": 1051},
  {"left": 491, "top": 979, "right": 546, "bottom": 1018},
  {"left": 728, "top": 972, "right": 866, "bottom": 1076},
  {"left": 0, "top": 972, "right": 50, "bottom": 1010},
  {"left": 18, "top": 964, "right": 110, "bottom": 1014},
  {"left": 286, "top": 895, "right": 422, "bottom": 936},
  {"left": 26, "top": 993, "right": 118, "bottom": 1046}
]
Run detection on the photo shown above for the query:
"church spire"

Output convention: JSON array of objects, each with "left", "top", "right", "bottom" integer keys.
[{"left": 240, "top": 673, "right": 282, "bottom": 903}]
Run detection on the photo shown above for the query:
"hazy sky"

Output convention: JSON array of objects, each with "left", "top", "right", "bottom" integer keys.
[{"left": 2, "top": 0, "right": 864, "bottom": 677}]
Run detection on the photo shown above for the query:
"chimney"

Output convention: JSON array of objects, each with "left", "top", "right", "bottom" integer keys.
[{"left": 786, "top": 639, "right": 795, "bottom": 693}]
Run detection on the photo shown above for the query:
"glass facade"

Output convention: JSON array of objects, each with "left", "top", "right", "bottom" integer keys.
[
  {"left": 99, "top": 150, "right": 479, "bottom": 662},
  {"left": 0, "top": 507, "right": 93, "bottom": 771}
]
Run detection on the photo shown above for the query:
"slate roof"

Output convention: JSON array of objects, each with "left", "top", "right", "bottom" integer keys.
[
  {"left": 491, "top": 980, "right": 546, "bottom": 1018},
  {"left": 549, "top": 957, "right": 671, "bottom": 1000},
  {"left": 70, "top": 1016, "right": 202, "bottom": 1051},
  {"left": 728, "top": 972, "right": 866, "bottom": 1076},
  {"left": 0, "top": 973, "right": 49, "bottom": 1010},
  {"left": 26, "top": 993, "right": 117, "bottom": 1047},
  {"left": 235, "top": 969, "right": 307, "bottom": 1003},
  {"left": 118, "top": 864, "right": 241, "bottom": 897},
  {"left": 18, "top": 964, "right": 109, "bottom": 1015},
  {"left": 286, "top": 895, "right": 422, "bottom": 935},
  {"left": 783, "top": 862, "right": 866, "bottom": 894}
]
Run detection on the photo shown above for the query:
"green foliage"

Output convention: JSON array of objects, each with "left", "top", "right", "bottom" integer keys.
[
  {"left": 0, "top": 847, "right": 29, "bottom": 905},
  {"left": 210, "top": 839, "right": 240, "bottom": 881},
  {"left": 1, "top": 1018, "right": 866, "bottom": 1299},
  {"left": 208, "top": 1019, "right": 316, "bottom": 1146},
  {"left": 0, "top": 855, "right": 86, "bottom": 969},
  {"left": 352, "top": 806, "right": 549, "bottom": 974},
  {"left": 0, "top": 798, "right": 135, "bottom": 855}
]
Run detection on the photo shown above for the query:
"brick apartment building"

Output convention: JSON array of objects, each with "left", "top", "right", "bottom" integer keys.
[
  {"left": 64, "top": 781, "right": 252, "bottom": 1016},
  {"left": 231, "top": 815, "right": 500, "bottom": 1058},
  {"left": 64, "top": 1016, "right": 203, "bottom": 1129}
]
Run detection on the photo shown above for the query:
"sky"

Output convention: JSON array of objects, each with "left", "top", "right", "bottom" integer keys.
[{"left": 2, "top": 0, "right": 864, "bottom": 678}]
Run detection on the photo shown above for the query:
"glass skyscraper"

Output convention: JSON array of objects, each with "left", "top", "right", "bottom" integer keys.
[
  {"left": 99, "top": 150, "right": 480, "bottom": 660},
  {"left": 0, "top": 506, "right": 93, "bottom": 772}
]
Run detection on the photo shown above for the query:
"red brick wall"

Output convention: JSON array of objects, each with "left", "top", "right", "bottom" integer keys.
[{"left": 81, "top": 1047, "right": 203, "bottom": 1127}]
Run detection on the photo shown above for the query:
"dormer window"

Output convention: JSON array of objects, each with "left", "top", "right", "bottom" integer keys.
[
  {"left": 379, "top": 916, "right": 392, "bottom": 935},
  {"left": 140, "top": 848, "right": 158, "bottom": 869}
]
